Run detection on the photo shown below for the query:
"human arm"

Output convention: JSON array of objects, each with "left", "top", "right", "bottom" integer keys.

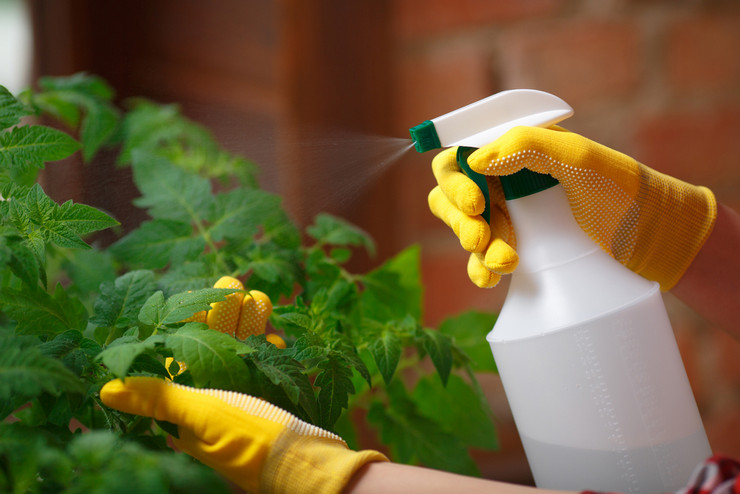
[
  {"left": 671, "top": 203, "right": 740, "bottom": 339},
  {"left": 344, "top": 461, "right": 575, "bottom": 494}
]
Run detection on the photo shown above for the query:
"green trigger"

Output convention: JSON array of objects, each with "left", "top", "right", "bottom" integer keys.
[{"left": 456, "top": 146, "right": 490, "bottom": 224}]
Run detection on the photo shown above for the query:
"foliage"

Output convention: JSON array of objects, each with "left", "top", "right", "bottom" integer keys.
[{"left": 0, "top": 73, "right": 500, "bottom": 491}]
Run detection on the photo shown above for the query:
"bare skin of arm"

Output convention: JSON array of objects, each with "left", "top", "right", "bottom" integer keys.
[
  {"left": 671, "top": 203, "right": 740, "bottom": 340},
  {"left": 344, "top": 462, "right": 575, "bottom": 494}
]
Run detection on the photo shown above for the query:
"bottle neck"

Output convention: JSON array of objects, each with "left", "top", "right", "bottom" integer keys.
[{"left": 506, "top": 183, "right": 600, "bottom": 273}]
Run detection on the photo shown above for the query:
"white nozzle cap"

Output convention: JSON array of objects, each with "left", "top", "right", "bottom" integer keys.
[{"left": 431, "top": 89, "right": 574, "bottom": 148}]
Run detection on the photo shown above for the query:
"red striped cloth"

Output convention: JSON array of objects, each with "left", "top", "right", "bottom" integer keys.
[{"left": 583, "top": 455, "right": 740, "bottom": 494}]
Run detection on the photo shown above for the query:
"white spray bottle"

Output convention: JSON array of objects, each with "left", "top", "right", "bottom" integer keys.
[{"left": 410, "top": 90, "right": 711, "bottom": 494}]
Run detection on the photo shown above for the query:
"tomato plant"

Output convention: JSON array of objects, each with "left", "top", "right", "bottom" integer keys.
[{"left": 0, "top": 73, "right": 499, "bottom": 492}]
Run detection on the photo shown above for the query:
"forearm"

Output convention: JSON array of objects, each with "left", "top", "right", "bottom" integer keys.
[
  {"left": 671, "top": 203, "right": 740, "bottom": 340},
  {"left": 344, "top": 461, "right": 574, "bottom": 494}
]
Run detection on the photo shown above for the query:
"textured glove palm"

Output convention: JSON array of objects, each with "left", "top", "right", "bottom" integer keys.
[
  {"left": 100, "top": 377, "right": 388, "bottom": 494},
  {"left": 428, "top": 126, "right": 717, "bottom": 290}
]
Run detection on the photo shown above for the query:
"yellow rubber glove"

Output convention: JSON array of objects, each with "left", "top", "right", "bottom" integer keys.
[
  {"left": 428, "top": 126, "right": 717, "bottom": 290},
  {"left": 100, "top": 377, "right": 388, "bottom": 494}
]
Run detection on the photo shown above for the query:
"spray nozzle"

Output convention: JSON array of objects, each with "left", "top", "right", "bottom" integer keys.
[
  {"left": 409, "top": 120, "right": 441, "bottom": 153},
  {"left": 409, "top": 90, "right": 574, "bottom": 217}
]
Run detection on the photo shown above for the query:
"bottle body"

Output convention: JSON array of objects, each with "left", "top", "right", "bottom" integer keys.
[{"left": 488, "top": 185, "right": 711, "bottom": 494}]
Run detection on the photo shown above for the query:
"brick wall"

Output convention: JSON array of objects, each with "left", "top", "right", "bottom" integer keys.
[{"left": 387, "top": 0, "right": 740, "bottom": 479}]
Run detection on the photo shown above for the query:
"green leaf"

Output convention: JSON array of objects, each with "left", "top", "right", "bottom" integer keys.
[
  {"left": 370, "top": 330, "right": 401, "bottom": 386},
  {"left": 110, "top": 219, "right": 204, "bottom": 269},
  {"left": 131, "top": 150, "right": 214, "bottom": 223},
  {"left": 6, "top": 184, "right": 116, "bottom": 252},
  {"left": 0, "top": 85, "right": 32, "bottom": 129},
  {"left": 97, "top": 334, "right": 165, "bottom": 378},
  {"left": 91, "top": 270, "right": 157, "bottom": 329},
  {"left": 165, "top": 325, "right": 254, "bottom": 391},
  {"left": 34, "top": 72, "right": 120, "bottom": 161},
  {"left": 360, "top": 245, "right": 422, "bottom": 322},
  {"left": 56, "top": 200, "right": 119, "bottom": 236},
  {"left": 315, "top": 353, "right": 355, "bottom": 430},
  {"left": 412, "top": 374, "right": 498, "bottom": 451},
  {"left": 420, "top": 329, "right": 453, "bottom": 386},
  {"left": 138, "top": 288, "right": 237, "bottom": 327},
  {"left": 438, "top": 310, "right": 498, "bottom": 373},
  {"left": 0, "top": 335, "right": 86, "bottom": 400},
  {"left": 78, "top": 97, "right": 119, "bottom": 161},
  {"left": 248, "top": 336, "right": 318, "bottom": 424},
  {"left": 38, "top": 329, "right": 102, "bottom": 376},
  {"left": 0, "top": 283, "right": 87, "bottom": 336},
  {"left": 367, "top": 381, "right": 479, "bottom": 476},
  {"left": 307, "top": 213, "right": 375, "bottom": 255},
  {"left": 207, "top": 188, "right": 281, "bottom": 242},
  {"left": 0, "top": 125, "right": 80, "bottom": 172}
]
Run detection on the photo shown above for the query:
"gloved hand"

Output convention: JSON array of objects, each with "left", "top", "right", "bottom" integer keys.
[
  {"left": 100, "top": 377, "right": 388, "bottom": 494},
  {"left": 428, "top": 126, "right": 717, "bottom": 290}
]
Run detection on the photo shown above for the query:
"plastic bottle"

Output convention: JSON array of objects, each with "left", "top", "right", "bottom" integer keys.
[
  {"left": 490, "top": 170, "right": 711, "bottom": 494},
  {"left": 410, "top": 90, "right": 712, "bottom": 494}
]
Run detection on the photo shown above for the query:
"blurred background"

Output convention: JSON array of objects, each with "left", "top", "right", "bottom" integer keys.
[{"left": 6, "top": 0, "right": 739, "bottom": 485}]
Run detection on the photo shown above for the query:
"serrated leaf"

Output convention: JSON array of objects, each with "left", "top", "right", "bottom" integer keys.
[
  {"left": 56, "top": 200, "right": 119, "bottom": 236},
  {"left": 0, "top": 336, "right": 86, "bottom": 400},
  {"left": 0, "top": 85, "right": 32, "bottom": 129},
  {"left": 420, "top": 329, "right": 453, "bottom": 386},
  {"left": 307, "top": 213, "right": 375, "bottom": 255},
  {"left": 248, "top": 337, "right": 318, "bottom": 423},
  {"left": 0, "top": 125, "right": 80, "bottom": 172},
  {"left": 91, "top": 270, "right": 157, "bottom": 328},
  {"left": 370, "top": 330, "right": 401, "bottom": 386},
  {"left": 110, "top": 219, "right": 204, "bottom": 269},
  {"left": 291, "top": 331, "right": 328, "bottom": 361},
  {"left": 412, "top": 374, "right": 498, "bottom": 451},
  {"left": 165, "top": 325, "right": 253, "bottom": 392},
  {"left": 0, "top": 283, "right": 87, "bottom": 336},
  {"left": 7, "top": 184, "right": 116, "bottom": 251},
  {"left": 131, "top": 150, "right": 214, "bottom": 223},
  {"left": 314, "top": 353, "right": 355, "bottom": 430}
]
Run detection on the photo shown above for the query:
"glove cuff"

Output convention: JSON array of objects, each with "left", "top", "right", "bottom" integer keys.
[
  {"left": 626, "top": 168, "right": 717, "bottom": 290},
  {"left": 262, "top": 432, "right": 389, "bottom": 494}
]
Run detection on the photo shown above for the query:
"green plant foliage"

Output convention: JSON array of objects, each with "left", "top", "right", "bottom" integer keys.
[{"left": 0, "top": 73, "right": 501, "bottom": 491}]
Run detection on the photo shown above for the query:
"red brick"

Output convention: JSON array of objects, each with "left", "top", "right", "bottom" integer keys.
[
  {"left": 394, "top": 41, "right": 493, "bottom": 128},
  {"left": 666, "top": 14, "right": 740, "bottom": 94},
  {"left": 498, "top": 20, "right": 642, "bottom": 109},
  {"left": 392, "top": 0, "right": 565, "bottom": 40},
  {"left": 634, "top": 107, "right": 740, "bottom": 188}
]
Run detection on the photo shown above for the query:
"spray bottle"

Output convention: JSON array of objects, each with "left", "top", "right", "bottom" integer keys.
[{"left": 409, "top": 90, "right": 711, "bottom": 494}]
